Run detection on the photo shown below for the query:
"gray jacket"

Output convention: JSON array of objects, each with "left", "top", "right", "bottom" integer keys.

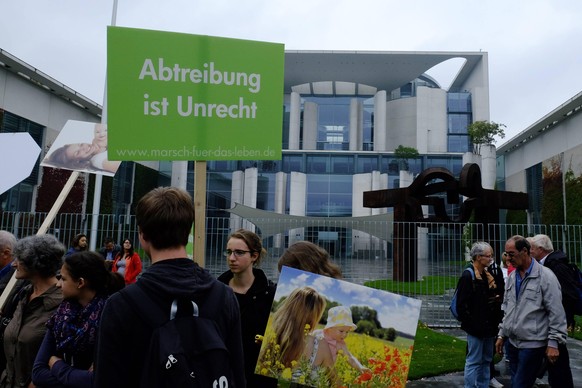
[{"left": 499, "top": 259, "right": 567, "bottom": 349}]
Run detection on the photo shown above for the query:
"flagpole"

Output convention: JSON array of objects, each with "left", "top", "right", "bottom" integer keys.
[{"left": 89, "top": 0, "right": 118, "bottom": 251}]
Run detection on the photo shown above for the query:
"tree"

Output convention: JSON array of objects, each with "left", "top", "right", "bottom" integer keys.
[
  {"left": 467, "top": 120, "right": 506, "bottom": 155},
  {"left": 394, "top": 145, "right": 419, "bottom": 171}
]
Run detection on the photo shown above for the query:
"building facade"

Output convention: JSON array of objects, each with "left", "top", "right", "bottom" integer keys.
[
  {"left": 497, "top": 91, "right": 582, "bottom": 225},
  {"left": 1, "top": 49, "right": 491, "bottom": 254}
]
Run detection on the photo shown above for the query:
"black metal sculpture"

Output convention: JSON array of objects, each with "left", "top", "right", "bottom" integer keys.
[{"left": 363, "top": 163, "right": 528, "bottom": 281}]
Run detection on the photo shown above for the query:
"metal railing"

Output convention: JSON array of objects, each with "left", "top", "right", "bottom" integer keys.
[{"left": 2, "top": 211, "right": 581, "bottom": 327}]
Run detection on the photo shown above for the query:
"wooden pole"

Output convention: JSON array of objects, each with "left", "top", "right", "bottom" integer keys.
[{"left": 193, "top": 161, "right": 207, "bottom": 267}]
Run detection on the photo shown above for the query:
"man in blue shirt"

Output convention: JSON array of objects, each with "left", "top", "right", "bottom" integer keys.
[{"left": 495, "top": 235, "right": 568, "bottom": 388}]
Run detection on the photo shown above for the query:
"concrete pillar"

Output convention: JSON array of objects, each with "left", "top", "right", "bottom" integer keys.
[
  {"left": 243, "top": 167, "right": 258, "bottom": 231},
  {"left": 349, "top": 98, "right": 361, "bottom": 151},
  {"left": 481, "top": 144, "right": 496, "bottom": 189},
  {"left": 288, "top": 92, "right": 301, "bottom": 150},
  {"left": 303, "top": 101, "right": 318, "bottom": 150},
  {"left": 417, "top": 227, "right": 429, "bottom": 279},
  {"left": 289, "top": 172, "right": 307, "bottom": 244},
  {"left": 170, "top": 161, "right": 188, "bottom": 190},
  {"left": 371, "top": 171, "right": 382, "bottom": 215},
  {"left": 380, "top": 173, "right": 388, "bottom": 214},
  {"left": 352, "top": 173, "right": 372, "bottom": 255},
  {"left": 230, "top": 170, "right": 244, "bottom": 231},
  {"left": 274, "top": 172, "right": 288, "bottom": 249},
  {"left": 463, "top": 151, "right": 480, "bottom": 167},
  {"left": 399, "top": 170, "right": 414, "bottom": 188},
  {"left": 374, "top": 90, "right": 387, "bottom": 151}
]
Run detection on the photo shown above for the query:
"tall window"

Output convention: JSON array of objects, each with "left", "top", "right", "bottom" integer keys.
[
  {"left": 447, "top": 93, "right": 472, "bottom": 152},
  {"left": 526, "top": 163, "right": 542, "bottom": 224}
]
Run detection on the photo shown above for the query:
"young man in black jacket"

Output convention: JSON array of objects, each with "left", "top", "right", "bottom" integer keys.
[{"left": 94, "top": 187, "right": 246, "bottom": 387}]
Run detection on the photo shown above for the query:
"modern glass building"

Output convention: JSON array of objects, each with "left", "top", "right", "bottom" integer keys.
[{"left": 1, "top": 49, "right": 490, "bottom": 254}]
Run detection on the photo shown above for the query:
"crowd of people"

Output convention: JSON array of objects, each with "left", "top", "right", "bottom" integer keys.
[
  {"left": 454, "top": 235, "right": 577, "bottom": 388},
  {"left": 0, "top": 185, "right": 579, "bottom": 388}
]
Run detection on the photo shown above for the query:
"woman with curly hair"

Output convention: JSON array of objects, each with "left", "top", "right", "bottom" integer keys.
[
  {"left": 65, "top": 234, "right": 88, "bottom": 257},
  {"left": 1, "top": 234, "right": 64, "bottom": 388}
]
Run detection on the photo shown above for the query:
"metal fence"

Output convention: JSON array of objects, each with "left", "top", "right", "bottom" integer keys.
[{"left": 2, "top": 211, "right": 581, "bottom": 328}]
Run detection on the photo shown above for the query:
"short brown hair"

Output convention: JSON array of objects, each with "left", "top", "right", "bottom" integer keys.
[
  {"left": 227, "top": 229, "right": 266, "bottom": 266},
  {"left": 278, "top": 241, "right": 342, "bottom": 279},
  {"left": 136, "top": 187, "right": 194, "bottom": 250}
]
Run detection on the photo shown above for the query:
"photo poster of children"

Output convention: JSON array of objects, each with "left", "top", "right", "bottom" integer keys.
[
  {"left": 41, "top": 120, "right": 121, "bottom": 177},
  {"left": 256, "top": 266, "right": 422, "bottom": 388}
]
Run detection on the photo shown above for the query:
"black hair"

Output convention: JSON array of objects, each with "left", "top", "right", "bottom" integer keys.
[{"left": 65, "top": 251, "right": 125, "bottom": 296}]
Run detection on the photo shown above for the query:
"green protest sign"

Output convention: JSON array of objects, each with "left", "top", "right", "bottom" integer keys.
[{"left": 107, "top": 27, "right": 284, "bottom": 161}]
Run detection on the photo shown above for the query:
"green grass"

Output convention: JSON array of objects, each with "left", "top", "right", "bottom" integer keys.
[
  {"left": 407, "top": 323, "right": 466, "bottom": 380},
  {"left": 571, "top": 316, "right": 582, "bottom": 340},
  {"left": 365, "top": 276, "right": 582, "bottom": 381},
  {"left": 365, "top": 275, "right": 458, "bottom": 295}
]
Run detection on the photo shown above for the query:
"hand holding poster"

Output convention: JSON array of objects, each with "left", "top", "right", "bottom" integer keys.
[{"left": 256, "top": 267, "right": 422, "bottom": 387}]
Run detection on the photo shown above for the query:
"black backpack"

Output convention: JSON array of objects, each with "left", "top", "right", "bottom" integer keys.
[
  {"left": 121, "top": 282, "right": 235, "bottom": 387},
  {"left": 449, "top": 267, "right": 475, "bottom": 320}
]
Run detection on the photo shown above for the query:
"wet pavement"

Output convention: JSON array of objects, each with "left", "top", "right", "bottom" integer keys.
[{"left": 406, "top": 329, "right": 582, "bottom": 388}]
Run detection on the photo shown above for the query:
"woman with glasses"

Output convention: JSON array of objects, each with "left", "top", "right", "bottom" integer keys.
[
  {"left": 217, "top": 229, "right": 277, "bottom": 388},
  {"left": 454, "top": 241, "right": 503, "bottom": 388}
]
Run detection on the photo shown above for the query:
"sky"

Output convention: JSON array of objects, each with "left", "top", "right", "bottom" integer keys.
[{"left": 1, "top": 0, "right": 581, "bottom": 145}]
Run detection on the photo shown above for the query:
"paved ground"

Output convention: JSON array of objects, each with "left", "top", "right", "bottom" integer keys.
[{"left": 406, "top": 329, "right": 582, "bottom": 388}]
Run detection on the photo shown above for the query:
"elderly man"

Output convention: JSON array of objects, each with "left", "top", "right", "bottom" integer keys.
[
  {"left": 495, "top": 235, "right": 567, "bottom": 388},
  {"left": 528, "top": 234, "right": 574, "bottom": 388},
  {"left": 0, "top": 231, "right": 17, "bottom": 294}
]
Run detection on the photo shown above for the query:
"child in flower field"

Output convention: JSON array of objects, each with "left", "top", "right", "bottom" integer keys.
[
  {"left": 314, "top": 306, "right": 369, "bottom": 373},
  {"left": 257, "top": 286, "right": 336, "bottom": 386}
]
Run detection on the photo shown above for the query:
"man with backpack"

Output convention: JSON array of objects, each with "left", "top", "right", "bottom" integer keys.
[
  {"left": 529, "top": 234, "right": 575, "bottom": 388},
  {"left": 94, "top": 187, "right": 246, "bottom": 387}
]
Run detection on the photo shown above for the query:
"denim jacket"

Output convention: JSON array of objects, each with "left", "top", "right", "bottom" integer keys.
[{"left": 499, "top": 259, "right": 567, "bottom": 349}]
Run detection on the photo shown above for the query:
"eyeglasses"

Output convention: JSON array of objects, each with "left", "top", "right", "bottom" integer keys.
[
  {"left": 223, "top": 249, "right": 251, "bottom": 258},
  {"left": 480, "top": 254, "right": 493, "bottom": 258},
  {"left": 504, "top": 251, "right": 516, "bottom": 257}
]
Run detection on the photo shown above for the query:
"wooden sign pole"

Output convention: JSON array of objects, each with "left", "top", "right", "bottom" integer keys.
[{"left": 193, "top": 161, "right": 207, "bottom": 267}]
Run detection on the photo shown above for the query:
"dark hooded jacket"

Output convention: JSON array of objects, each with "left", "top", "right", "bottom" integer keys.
[
  {"left": 544, "top": 250, "right": 579, "bottom": 325},
  {"left": 94, "top": 258, "right": 245, "bottom": 388},
  {"left": 218, "top": 268, "right": 277, "bottom": 388}
]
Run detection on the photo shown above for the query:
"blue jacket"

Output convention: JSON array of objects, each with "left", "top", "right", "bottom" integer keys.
[{"left": 498, "top": 259, "right": 567, "bottom": 349}]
